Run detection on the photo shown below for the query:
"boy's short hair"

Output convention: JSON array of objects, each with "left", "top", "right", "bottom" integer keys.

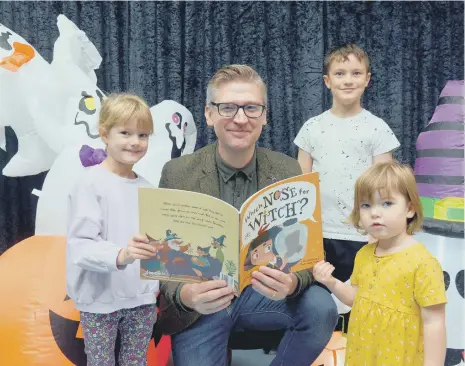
[
  {"left": 206, "top": 64, "right": 267, "bottom": 105},
  {"left": 99, "top": 93, "right": 154, "bottom": 134},
  {"left": 348, "top": 162, "right": 423, "bottom": 235},
  {"left": 324, "top": 43, "right": 370, "bottom": 74}
]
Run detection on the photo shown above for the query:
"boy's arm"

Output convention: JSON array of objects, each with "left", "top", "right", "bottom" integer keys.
[
  {"left": 422, "top": 304, "right": 447, "bottom": 366},
  {"left": 297, "top": 149, "right": 313, "bottom": 173},
  {"left": 373, "top": 151, "right": 393, "bottom": 164},
  {"left": 371, "top": 116, "right": 400, "bottom": 163}
]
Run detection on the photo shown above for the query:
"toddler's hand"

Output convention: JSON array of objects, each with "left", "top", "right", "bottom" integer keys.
[
  {"left": 117, "top": 234, "right": 158, "bottom": 266},
  {"left": 312, "top": 260, "right": 336, "bottom": 287}
]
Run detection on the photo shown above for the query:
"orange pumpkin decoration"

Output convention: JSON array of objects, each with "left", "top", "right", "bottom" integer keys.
[
  {"left": 0, "top": 235, "right": 171, "bottom": 365},
  {"left": 311, "top": 331, "right": 346, "bottom": 366}
]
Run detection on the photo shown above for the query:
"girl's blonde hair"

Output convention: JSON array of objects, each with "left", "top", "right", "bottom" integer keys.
[
  {"left": 348, "top": 162, "right": 423, "bottom": 235},
  {"left": 99, "top": 93, "right": 154, "bottom": 134}
]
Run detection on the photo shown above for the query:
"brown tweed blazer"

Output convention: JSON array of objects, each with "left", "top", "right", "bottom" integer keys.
[{"left": 156, "top": 142, "right": 314, "bottom": 335}]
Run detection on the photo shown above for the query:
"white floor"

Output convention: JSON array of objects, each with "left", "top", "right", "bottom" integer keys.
[
  {"left": 166, "top": 349, "right": 275, "bottom": 366},
  {"left": 231, "top": 349, "right": 275, "bottom": 365}
]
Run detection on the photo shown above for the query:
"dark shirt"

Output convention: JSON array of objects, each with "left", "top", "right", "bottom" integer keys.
[{"left": 215, "top": 146, "right": 258, "bottom": 210}]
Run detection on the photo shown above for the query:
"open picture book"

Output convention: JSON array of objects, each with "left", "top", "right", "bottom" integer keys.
[{"left": 139, "top": 173, "right": 324, "bottom": 294}]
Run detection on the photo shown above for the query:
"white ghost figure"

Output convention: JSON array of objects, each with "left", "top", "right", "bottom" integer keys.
[
  {"left": 30, "top": 14, "right": 104, "bottom": 154},
  {"left": 0, "top": 23, "right": 56, "bottom": 176},
  {"left": 414, "top": 231, "right": 464, "bottom": 353},
  {"left": 35, "top": 100, "right": 198, "bottom": 235},
  {"left": 32, "top": 15, "right": 105, "bottom": 235},
  {"left": 34, "top": 141, "right": 106, "bottom": 236},
  {"left": 0, "top": 15, "right": 197, "bottom": 235},
  {"left": 133, "top": 100, "right": 197, "bottom": 187},
  {"left": 33, "top": 17, "right": 197, "bottom": 236},
  {"left": 36, "top": 100, "right": 197, "bottom": 236}
]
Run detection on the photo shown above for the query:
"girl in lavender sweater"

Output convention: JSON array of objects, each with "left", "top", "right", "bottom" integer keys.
[{"left": 66, "top": 93, "right": 159, "bottom": 365}]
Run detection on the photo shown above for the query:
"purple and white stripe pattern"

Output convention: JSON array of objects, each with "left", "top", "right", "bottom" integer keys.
[{"left": 414, "top": 80, "right": 464, "bottom": 236}]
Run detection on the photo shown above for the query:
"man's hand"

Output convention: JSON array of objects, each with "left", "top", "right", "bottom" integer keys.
[
  {"left": 251, "top": 266, "right": 298, "bottom": 301},
  {"left": 179, "top": 280, "right": 235, "bottom": 314},
  {"left": 312, "top": 261, "right": 336, "bottom": 287},
  {"left": 117, "top": 234, "right": 158, "bottom": 266}
]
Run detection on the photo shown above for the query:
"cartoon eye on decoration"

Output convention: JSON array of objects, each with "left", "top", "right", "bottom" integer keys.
[
  {"left": 75, "top": 90, "right": 103, "bottom": 139},
  {"left": 172, "top": 112, "right": 181, "bottom": 125},
  {"left": 78, "top": 91, "right": 96, "bottom": 115},
  {"left": 183, "top": 122, "right": 188, "bottom": 135}
]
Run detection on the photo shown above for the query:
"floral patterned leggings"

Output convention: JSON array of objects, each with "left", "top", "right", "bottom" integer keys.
[{"left": 80, "top": 304, "right": 157, "bottom": 366}]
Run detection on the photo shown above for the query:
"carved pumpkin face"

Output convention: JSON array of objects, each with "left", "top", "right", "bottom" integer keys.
[
  {"left": 0, "top": 235, "right": 170, "bottom": 365},
  {"left": 311, "top": 331, "right": 347, "bottom": 366}
]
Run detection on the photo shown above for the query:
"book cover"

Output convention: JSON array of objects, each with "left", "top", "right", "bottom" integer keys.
[
  {"left": 238, "top": 173, "right": 323, "bottom": 292},
  {"left": 139, "top": 173, "right": 323, "bottom": 295}
]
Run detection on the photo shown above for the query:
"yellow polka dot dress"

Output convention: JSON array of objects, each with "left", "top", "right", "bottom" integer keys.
[{"left": 345, "top": 243, "right": 447, "bottom": 365}]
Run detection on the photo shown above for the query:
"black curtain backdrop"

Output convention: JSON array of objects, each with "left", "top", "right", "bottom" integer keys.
[{"left": 1, "top": 1, "right": 463, "bottom": 253}]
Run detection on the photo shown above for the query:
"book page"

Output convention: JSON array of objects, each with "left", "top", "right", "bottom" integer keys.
[
  {"left": 238, "top": 173, "right": 324, "bottom": 292},
  {"left": 139, "top": 188, "right": 239, "bottom": 291}
]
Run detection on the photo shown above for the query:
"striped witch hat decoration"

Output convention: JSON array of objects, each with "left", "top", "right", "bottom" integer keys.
[{"left": 414, "top": 80, "right": 464, "bottom": 237}]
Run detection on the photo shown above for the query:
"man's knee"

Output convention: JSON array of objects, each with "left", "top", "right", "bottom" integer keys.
[{"left": 296, "top": 285, "right": 338, "bottom": 328}]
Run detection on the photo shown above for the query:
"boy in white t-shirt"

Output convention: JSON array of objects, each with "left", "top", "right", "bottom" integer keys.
[{"left": 294, "top": 44, "right": 400, "bottom": 287}]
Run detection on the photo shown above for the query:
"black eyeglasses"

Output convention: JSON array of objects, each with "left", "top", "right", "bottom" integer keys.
[{"left": 211, "top": 102, "right": 266, "bottom": 118}]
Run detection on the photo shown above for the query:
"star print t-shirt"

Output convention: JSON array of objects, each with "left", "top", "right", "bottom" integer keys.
[{"left": 294, "top": 109, "right": 400, "bottom": 241}]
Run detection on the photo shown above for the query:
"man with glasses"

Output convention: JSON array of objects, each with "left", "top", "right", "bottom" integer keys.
[{"left": 156, "top": 65, "right": 337, "bottom": 366}]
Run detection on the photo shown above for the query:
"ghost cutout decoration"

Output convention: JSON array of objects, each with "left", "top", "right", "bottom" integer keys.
[
  {"left": 35, "top": 100, "right": 198, "bottom": 235},
  {"left": 0, "top": 22, "right": 56, "bottom": 176},
  {"left": 134, "top": 100, "right": 197, "bottom": 187},
  {"left": 35, "top": 100, "right": 198, "bottom": 236},
  {"left": 33, "top": 17, "right": 197, "bottom": 236},
  {"left": 30, "top": 14, "right": 103, "bottom": 154},
  {"left": 33, "top": 15, "right": 106, "bottom": 235},
  {"left": 34, "top": 141, "right": 106, "bottom": 236},
  {"left": 1, "top": 15, "right": 198, "bottom": 237}
]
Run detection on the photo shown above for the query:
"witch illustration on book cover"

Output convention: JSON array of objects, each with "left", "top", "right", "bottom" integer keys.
[{"left": 243, "top": 218, "right": 308, "bottom": 273}]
